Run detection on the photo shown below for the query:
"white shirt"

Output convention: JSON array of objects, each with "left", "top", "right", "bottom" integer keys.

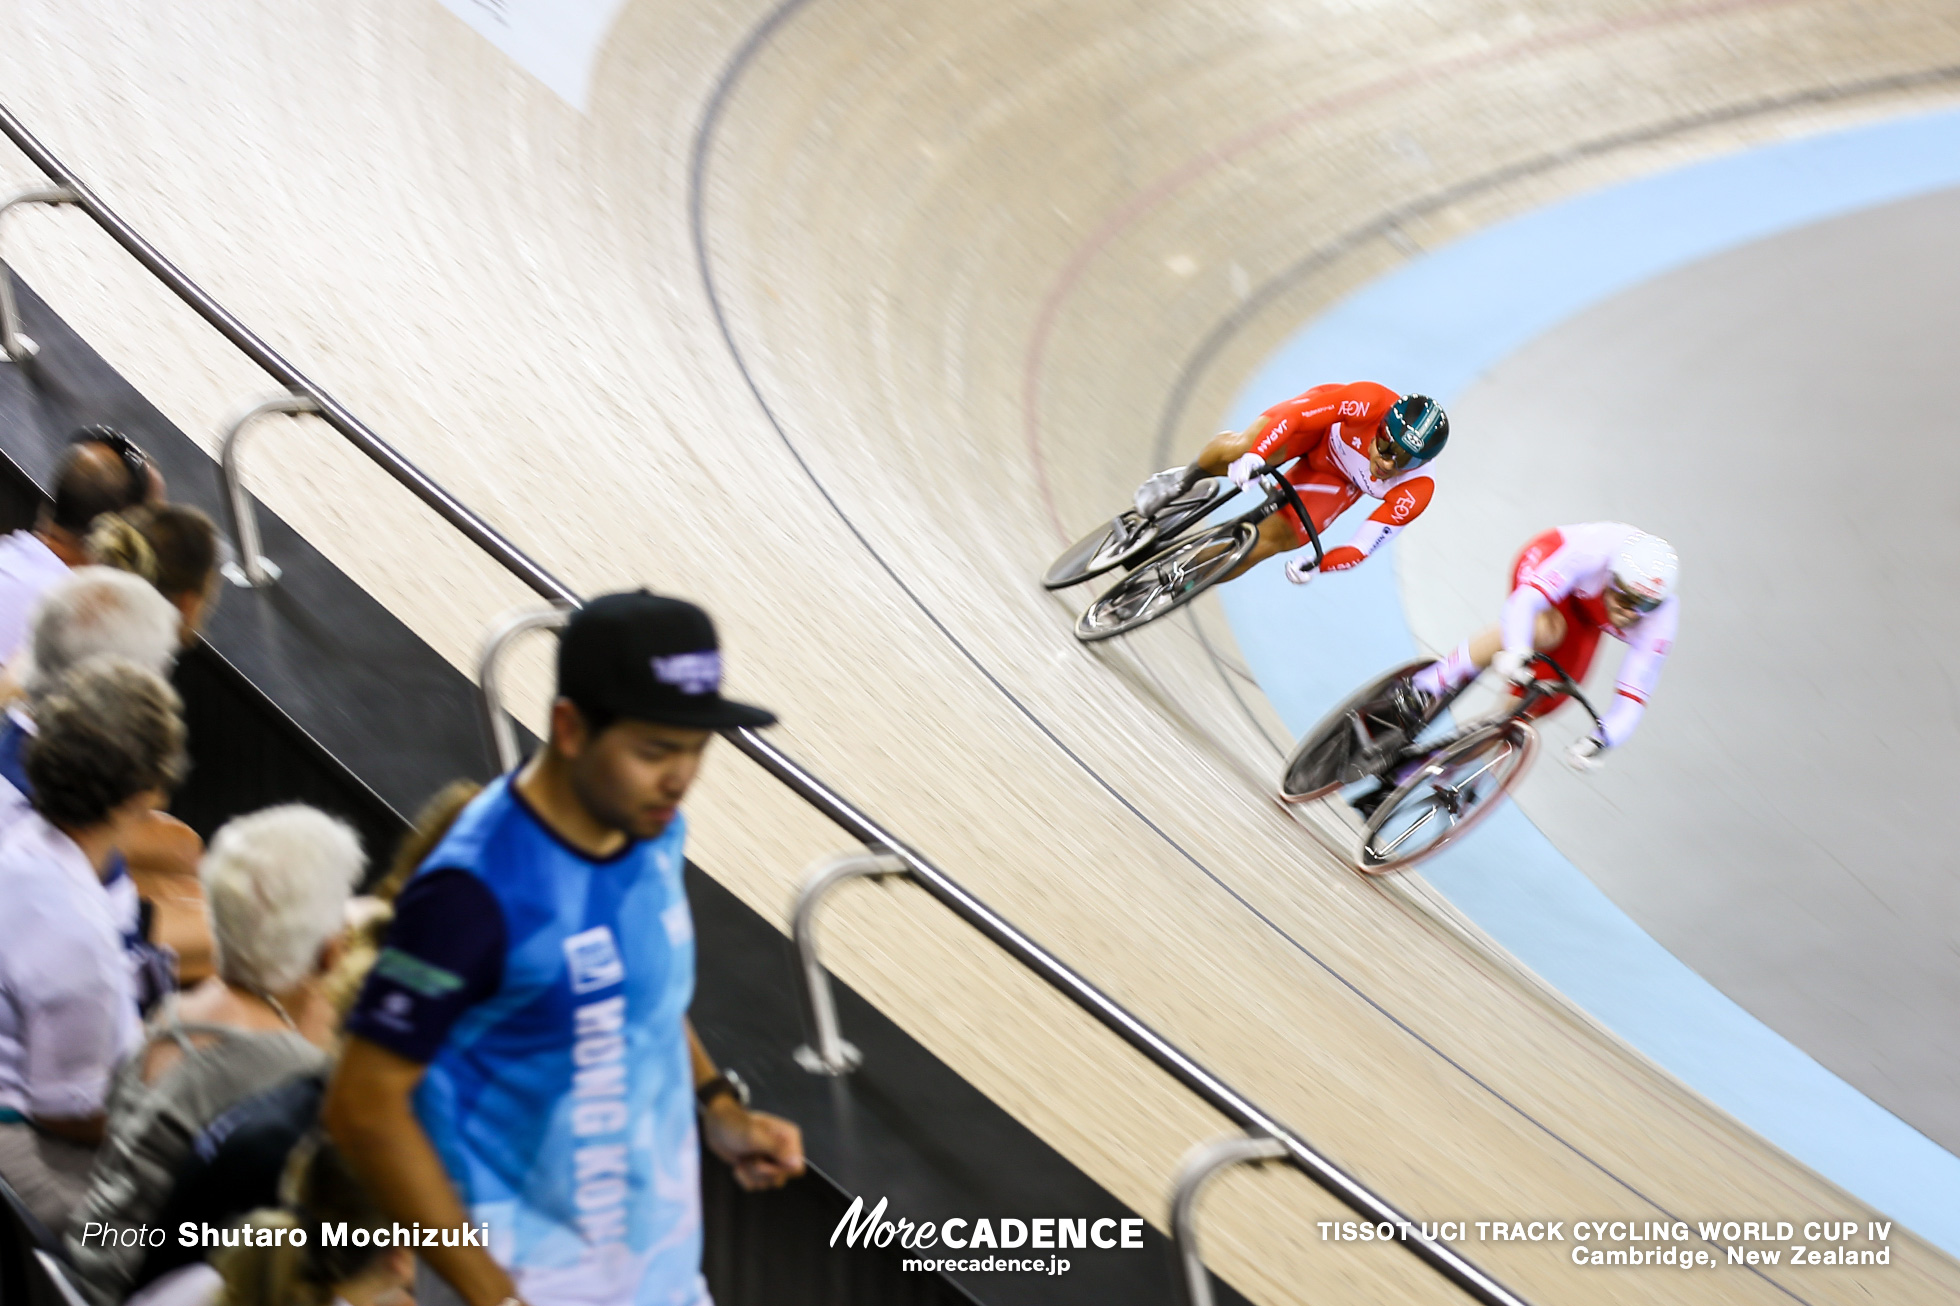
[
  {"left": 0, "top": 708, "right": 140, "bottom": 939},
  {"left": 0, "top": 531, "right": 72, "bottom": 666},
  {"left": 0, "top": 813, "right": 139, "bottom": 1119}
]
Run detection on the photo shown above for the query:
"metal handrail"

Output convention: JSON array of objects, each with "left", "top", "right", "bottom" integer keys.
[
  {"left": 0, "top": 186, "right": 77, "bottom": 361},
  {"left": 715, "top": 725, "right": 1529, "bottom": 1305},
  {"left": 0, "top": 99, "right": 1533, "bottom": 1306},
  {"left": 217, "top": 393, "right": 319, "bottom": 586},
  {"left": 789, "top": 850, "right": 909, "bottom": 1074},
  {"left": 1171, "top": 1133, "right": 1289, "bottom": 1306},
  {"left": 0, "top": 105, "right": 575, "bottom": 609}
]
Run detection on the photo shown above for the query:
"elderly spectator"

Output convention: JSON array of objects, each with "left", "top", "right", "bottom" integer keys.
[
  {"left": 0, "top": 427, "right": 163, "bottom": 660},
  {"left": 106, "top": 786, "right": 475, "bottom": 1306},
  {"left": 0, "top": 568, "right": 210, "bottom": 987},
  {"left": 0, "top": 657, "right": 187, "bottom": 1230},
  {"left": 87, "top": 503, "right": 221, "bottom": 645},
  {"left": 64, "top": 805, "right": 362, "bottom": 1306},
  {"left": 13, "top": 564, "right": 182, "bottom": 704},
  {"left": 328, "top": 593, "right": 803, "bottom": 1306}
]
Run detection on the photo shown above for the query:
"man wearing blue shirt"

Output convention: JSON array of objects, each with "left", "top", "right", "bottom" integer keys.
[{"left": 328, "top": 592, "right": 804, "bottom": 1306}]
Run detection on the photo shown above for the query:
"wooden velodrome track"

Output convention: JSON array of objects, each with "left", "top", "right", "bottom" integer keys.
[{"left": 3, "top": 2, "right": 1957, "bottom": 1301}]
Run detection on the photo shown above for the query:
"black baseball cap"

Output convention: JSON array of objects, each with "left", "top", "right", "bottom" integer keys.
[{"left": 558, "top": 591, "right": 777, "bottom": 730}]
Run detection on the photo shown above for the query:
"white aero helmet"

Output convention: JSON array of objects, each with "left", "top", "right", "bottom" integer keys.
[{"left": 1610, "top": 531, "right": 1677, "bottom": 613}]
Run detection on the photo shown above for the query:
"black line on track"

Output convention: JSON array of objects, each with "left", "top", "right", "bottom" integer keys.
[
  {"left": 1182, "top": 607, "right": 1286, "bottom": 758},
  {"left": 687, "top": 7, "right": 1955, "bottom": 1299}
]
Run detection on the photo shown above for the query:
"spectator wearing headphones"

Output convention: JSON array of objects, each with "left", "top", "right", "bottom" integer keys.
[{"left": 0, "top": 427, "right": 164, "bottom": 662}]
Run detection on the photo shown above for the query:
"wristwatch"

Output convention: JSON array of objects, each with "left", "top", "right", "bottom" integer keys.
[{"left": 695, "top": 1068, "right": 751, "bottom": 1111}]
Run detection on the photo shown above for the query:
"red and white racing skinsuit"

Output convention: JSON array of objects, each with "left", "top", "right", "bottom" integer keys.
[
  {"left": 1502, "top": 522, "right": 1678, "bottom": 747},
  {"left": 1246, "top": 381, "right": 1436, "bottom": 574}
]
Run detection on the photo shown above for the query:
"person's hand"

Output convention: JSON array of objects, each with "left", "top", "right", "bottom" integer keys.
[
  {"left": 1563, "top": 735, "right": 1606, "bottom": 774},
  {"left": 1284, "top": 555, "right": 1318, "bottom": 586},
  {"left": 701, "top": 1099, "right": 806, "bottom": 1191},
  {"left": 1226, "top": 452, "right": 1264, "bottom": 490},
  {"left": 1491, "top": 649, "right": 1536, "bottom": 687}
]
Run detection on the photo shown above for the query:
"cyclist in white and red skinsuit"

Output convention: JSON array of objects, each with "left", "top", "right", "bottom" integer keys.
[
  {"left": 1131, "top": 382, "right": 1448, "bottom": 585},
  {"left": 1409, "top": 522, "right": 1679, "bottom": 771}
]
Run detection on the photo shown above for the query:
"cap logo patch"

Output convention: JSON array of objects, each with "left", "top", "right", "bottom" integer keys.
[{"left": 653, "top": 651, "right": 721, "bottom": 695}]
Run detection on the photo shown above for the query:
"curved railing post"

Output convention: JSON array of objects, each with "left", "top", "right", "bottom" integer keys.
[
  {"left": 1171, "top": 1133, "right": 1289, "bottom": 1306},
  {"left": 0, "top": 186, "right": 78, "bottom": 362},
  {"left": 475, "top": 604, "right": 572, "bottom": 774},
  {"left": 217, "top": 393, "right": 319, "bottom": 587},
  {"left": 791, "top": 849, "right": 909, "bottom": 1074}
]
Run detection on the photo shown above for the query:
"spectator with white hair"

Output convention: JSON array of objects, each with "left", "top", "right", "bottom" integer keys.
[
  {"left": 0, "top": 657, "right": 187, "bottom": 1230},
  {"left": 0, "top": 567, "right": 212, "bottom": 986},
  {"left": 64, "top": 804, "right": 363, "bottom": 1306}
]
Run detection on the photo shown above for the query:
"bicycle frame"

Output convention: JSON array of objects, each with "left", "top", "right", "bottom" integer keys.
[
  {"left": 1247, "top": 461, "right": 1326, "bottom": 569},
  {"left": 1111, "top": 457, "right": 1325, "bottom": 574},
  {"left": 1390, "top": 652, "right": 1601, "bottom": 775}
]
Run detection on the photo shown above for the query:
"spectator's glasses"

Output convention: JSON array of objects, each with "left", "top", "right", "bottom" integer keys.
[
  {"left": 1372, "top": 432, "right": 1413, "bottom": 470},
  {"left": 1607, "top": 582, "right": 1663, "bottom": 615},
  {"left": 71, "top": 425, "right": 151, "bottom": 495}
]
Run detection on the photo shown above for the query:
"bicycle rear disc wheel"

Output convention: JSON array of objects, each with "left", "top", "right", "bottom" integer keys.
[
  {"left": 1278, "top": 659, "right": 1437, "bottom": 802},
  {"left": 1041, "top": 479, "right": 1230, "bottom": 590},
  {"left": 1359, "top": 722, "right": 1537, "bottom": 873},
  {"left": 1074, "top": 520, "right": 1256, "bottom": 642},
  {"left": 1042, "top": 514, "right": 1160, "bottom": 590}
]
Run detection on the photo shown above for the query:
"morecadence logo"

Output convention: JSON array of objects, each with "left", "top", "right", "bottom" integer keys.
[{"left": 831, "top": 1195, "right": 1146, "bottom": 1275}]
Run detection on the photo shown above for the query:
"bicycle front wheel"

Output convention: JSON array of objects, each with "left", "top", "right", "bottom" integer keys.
[
  {"left": 1359, "top": 721, "right": 1537, "bottom": 873},
  {"left": 1074, "top": 521, "right": 1257, "bottom": 642},
  {"left": 1278, "top": 659, "right": 1438, "bottom": 802}
]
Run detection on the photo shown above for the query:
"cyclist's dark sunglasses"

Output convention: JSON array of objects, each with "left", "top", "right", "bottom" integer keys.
[
  {"left": 1608, "top": 583, "right": 1663, "bottom": 614},
  {"left": 1372, "top": 432, "right": 1412, "bottom": 470}
]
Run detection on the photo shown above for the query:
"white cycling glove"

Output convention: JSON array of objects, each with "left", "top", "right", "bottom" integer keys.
[
  {"left": 1490, "top": 648, "right": 1536, "bottom": 687},
  {"left": 1226, "top": 452, "right": 1264, "bottom": 490},
  {"left": 1285, "top": 555, "right": 1318, "bottom": 586},
  {"left": 1563, "top": 735, "right": 1606, "bottom": 773}
]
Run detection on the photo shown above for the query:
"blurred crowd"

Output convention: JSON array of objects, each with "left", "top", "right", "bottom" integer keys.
[{"left": 0, "top": 429, "right": 799, "bottom": 1306}]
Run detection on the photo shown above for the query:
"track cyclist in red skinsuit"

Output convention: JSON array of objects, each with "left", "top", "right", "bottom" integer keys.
[
  {"left": 1133, "top": 382, "right": 1449, "bottom": 586},
  {"left": 1406, "top": 523, "right": 1679, "bottom": 772}
]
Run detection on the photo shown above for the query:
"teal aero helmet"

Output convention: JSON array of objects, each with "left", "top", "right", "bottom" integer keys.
[{"left": 1381, "top": 394, "right": 1449, "bottom": 465}]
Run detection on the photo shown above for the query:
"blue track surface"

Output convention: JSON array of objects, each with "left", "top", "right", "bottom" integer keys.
[{"left": 1217, "top": 108, "right": 1960, "bottom": 1253}]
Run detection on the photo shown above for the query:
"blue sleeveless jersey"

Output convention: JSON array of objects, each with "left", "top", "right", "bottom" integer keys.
[{"left": 409, "top": 778, "right": 705, "bottom": 1306}]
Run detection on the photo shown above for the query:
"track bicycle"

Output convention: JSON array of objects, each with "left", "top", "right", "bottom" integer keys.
[
  {"left": 1277, "top": 653, "right": 1601, "bottom": 873},
  {"left": 1062, "top": 464, "right": 1324, "bottom": 643}
]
